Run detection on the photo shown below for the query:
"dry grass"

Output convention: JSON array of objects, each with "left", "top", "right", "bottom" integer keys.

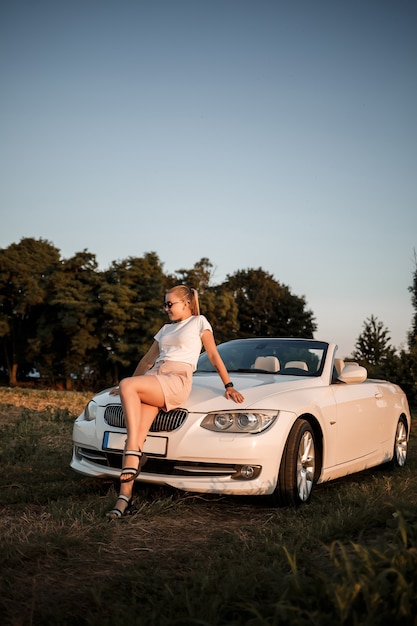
[
  {"left": 1, "top": 387, "right": 417, "bottom": 626},
  {"left": 0, "top": 386, "right": 92, "bottom": 417}
]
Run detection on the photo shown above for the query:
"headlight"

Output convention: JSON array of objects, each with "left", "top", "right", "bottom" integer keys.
[
  {"left": 201, "top": 410, "right": 277, "bottom": 433},
  {"left": 84, "top": 400, "right": 98, "bottom": 421}
]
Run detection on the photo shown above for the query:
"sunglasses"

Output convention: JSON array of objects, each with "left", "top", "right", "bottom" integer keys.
[{"left": 163, "top": 300, "right": 182, "bottom": 309}]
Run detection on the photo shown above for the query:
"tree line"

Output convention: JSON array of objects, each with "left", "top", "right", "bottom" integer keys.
[
  {"left": 1, "top": 238, "right": 416, "bottom": 406},
  {"left": 0, "top": 238, "right": 316, "bottom": 390}
]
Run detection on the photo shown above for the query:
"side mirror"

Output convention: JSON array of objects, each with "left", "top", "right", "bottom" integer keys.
[{"left": 338, "top": 364, "right": 367, "bottom": 384}]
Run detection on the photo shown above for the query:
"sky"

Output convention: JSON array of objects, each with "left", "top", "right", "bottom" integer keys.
[{"left": 1, "top": 0, "right": 416, "bottom": 358}]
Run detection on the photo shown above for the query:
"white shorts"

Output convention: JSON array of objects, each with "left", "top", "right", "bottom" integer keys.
[{"left": 146, "top": 361, "right": 193, "bottom": 411}]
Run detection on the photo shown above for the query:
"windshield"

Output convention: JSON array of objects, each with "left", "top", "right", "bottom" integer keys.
[{"left": 197, "top": 338, "right": 328, "bottom": 377}]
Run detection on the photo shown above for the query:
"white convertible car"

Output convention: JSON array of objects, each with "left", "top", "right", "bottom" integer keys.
[{"left": 71, "top": 338, "right": 411, "bottom": 506}]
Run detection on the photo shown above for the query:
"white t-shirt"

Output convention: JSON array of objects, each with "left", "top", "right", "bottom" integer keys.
[{"left": 154, "top": 315, "right": 213, "bottom": 371}]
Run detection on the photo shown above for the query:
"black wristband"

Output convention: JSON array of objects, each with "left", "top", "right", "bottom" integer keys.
[{"left": 225, "top": 382, "right": 234, "bottom": 389}]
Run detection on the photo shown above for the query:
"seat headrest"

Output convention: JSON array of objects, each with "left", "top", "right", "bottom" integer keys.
[
  {"left": 254, "top": 356, "right": 280, "bottom": 372},
  {"left": 285, "top": 360, "right": 308, "bottom": 371}
]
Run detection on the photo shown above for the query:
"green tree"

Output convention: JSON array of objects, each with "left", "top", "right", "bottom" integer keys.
[
  {"left": 399, "top": 252, "right": 417, "bottom": 406},
  {"left": 382, "top": 349, "right": 417, "bottom": 407},
  {"left": 199, "top": 285, "right": 240, "bottom": 343},
  {"left": 367, "top": 256, "right": 417, "bottom": 407},
  {"left": 33, "top": 251, "right": 101, "bottom": 389},
  {"left": 98, "top": 252, "right": 166, "bottom": 383},
  {"left": 171, "top": 257, "right": 215, "bottom": 292},
  {"left": 171, "top": 258, "right": 240, "bottom": 342},
  {"left": 352, "top": 315, "right": 394, "bottom": 372},
  {"left": 224, "top": 268, "right": 316, "bottom": 338},
  {"left": 408, "top": 250, "right": 417, "bottom": 351},
  {"left": 0, "top": 238, "right": 61, "bottom": 384}
]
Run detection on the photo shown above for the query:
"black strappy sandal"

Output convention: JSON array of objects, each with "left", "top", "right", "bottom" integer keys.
[
  {"left": 120, "top": 449, "right": 148, "bottom": 483},
  {"left": 106, "top": 494, "right": 133, "bottom": 520},
  {"left": 106, "top": 449, "right": 148, "bottom": 520}
]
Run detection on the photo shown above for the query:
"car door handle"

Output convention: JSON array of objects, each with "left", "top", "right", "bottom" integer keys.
[{"left": 375, "top": 393, "right": 383, "bottom": 399}]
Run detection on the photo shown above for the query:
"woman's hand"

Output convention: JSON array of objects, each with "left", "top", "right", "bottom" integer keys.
[
  {"left": 109, "top": 386, "right": 120, "bottom": 396},
  {"left": 225, "top": 386, "right": 244, "bottom": 403}
]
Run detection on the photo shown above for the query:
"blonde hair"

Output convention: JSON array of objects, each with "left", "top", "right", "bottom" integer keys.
[{"left": 168, "top": 285, "right": 200, "bottom": 315}]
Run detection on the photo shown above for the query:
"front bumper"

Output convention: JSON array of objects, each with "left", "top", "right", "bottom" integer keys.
[
  {"left": 71, "top": 445, "right": 265, "bottom": 494},
  {"left": 70, "top": 407, "right": 296, "bottom": 496}
]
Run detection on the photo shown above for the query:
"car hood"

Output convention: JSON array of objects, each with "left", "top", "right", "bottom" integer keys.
[
  {"left": 94, "top": 373, "right": 323, "bottom": 413},
  {"left": 183, "top": 373, "right": 323, "bottom": 412}
]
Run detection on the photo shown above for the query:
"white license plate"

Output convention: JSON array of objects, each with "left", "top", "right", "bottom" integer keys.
[{"left": 103, "top": 432, "right": 168, "bottom": 456}]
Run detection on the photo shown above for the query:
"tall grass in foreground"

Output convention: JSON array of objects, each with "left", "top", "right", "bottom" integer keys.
[{"left": 0, "top": 388, "right": 416, "bottom": 625}]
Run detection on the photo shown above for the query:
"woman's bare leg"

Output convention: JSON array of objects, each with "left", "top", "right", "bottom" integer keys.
[
  {"left": 117, "top": 403, "right": 159, "bottom": 504},
  {"left": 119, "top": 375, "right": 164, "bottom": 453},
  {"left": 107, "top": 375, "right": 164, "bottom": 517},
  {"left": 120, "top": 375, "right": 164, "bottom": 479}
]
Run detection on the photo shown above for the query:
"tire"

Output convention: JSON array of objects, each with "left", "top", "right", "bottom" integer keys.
[
  {"left": 391, "top": 416, "right": 408, "bottom": 468},
  {"left": 273, "top": 419, "right": 317, "bottom": 507}
]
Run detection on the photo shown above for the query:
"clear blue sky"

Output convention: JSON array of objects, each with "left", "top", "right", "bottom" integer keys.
[{"left": 1, "top": 0, "right": 416, "bottom": 358}]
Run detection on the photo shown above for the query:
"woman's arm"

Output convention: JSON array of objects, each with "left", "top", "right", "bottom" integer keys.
[
  {"left": 201, "top": 330, "right": 244, "bottom": 403},
  {"left": 109, "top": 340, "right": 160, "bottom": 395},
  {"left": 132, "top": 340, "right": 160, "bottom": 376}
]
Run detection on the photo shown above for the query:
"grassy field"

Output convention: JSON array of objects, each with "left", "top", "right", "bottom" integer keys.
[{"left": 0, "top": 387, "right": 417, "bottom": 626}]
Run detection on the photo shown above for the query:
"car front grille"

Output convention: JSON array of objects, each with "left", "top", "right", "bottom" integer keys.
[{"left": 103, "top": 404, "right": 188, "bottom": 432}]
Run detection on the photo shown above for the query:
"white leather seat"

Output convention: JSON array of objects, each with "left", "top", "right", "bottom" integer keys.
[
  {"left": 253, "top": 356, "right": 280, "bottom": 372},
  {"left": 285, "top": 360, "right": 308, "bottom": 371}
]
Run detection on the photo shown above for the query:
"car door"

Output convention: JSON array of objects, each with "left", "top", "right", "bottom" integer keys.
[{"left": 331, "top": 380, "right": 383, "bottom": 466}]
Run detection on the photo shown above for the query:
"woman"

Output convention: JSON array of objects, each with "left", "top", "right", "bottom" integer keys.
[{"left": 107, "top": 285, "right": 244, "bottom": 519}]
